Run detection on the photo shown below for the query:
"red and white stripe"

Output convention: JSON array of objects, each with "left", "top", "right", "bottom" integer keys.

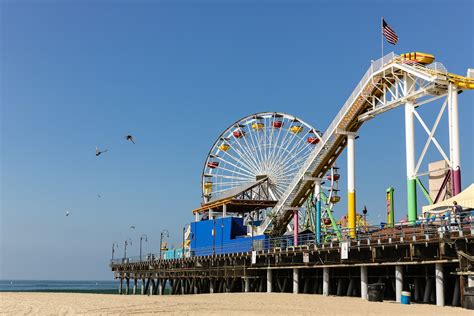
[{"left": 382, "top": 19, "right": 398, "bottom": 45}]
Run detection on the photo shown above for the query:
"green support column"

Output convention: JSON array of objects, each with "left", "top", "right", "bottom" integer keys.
[{"left": 407, "top": 179, "right": 417, "bottom": 224}]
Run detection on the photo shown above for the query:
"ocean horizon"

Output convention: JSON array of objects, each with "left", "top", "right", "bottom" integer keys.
[{"left": 0, "top": 280, "right": 119, "bottom": 293}]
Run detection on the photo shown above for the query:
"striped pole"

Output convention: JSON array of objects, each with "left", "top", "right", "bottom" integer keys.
[
  {"left": 294, "top": 209, "right": 298, "bottom": 246},
  {"left": 448, "top": 84, "right": 462, "bottom": 195},
  {"left": 404, "top": 74, "right": 417, "bottom": 224},
  {"left": 347, "top": 134, "right": 356, "bottom": 238}
]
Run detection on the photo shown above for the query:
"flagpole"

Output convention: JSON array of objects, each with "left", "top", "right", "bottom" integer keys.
[{"left": 381, "top": 17, "right": 384, "bottom": 59}]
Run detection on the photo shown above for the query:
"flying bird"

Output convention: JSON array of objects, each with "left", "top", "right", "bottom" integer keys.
[
  {"left": 130, "top": 225, "right": 136, "bottom": 229},
  {"left": 125, "top": 135, "right": 135, "bottom": 144},
  {"left": 65, "top": 210, "right": 70, "bottom": 216},
  {"left": 97, "top": 194, "right": 101, "bottom": 198},
  {"left": 95, "top": 146, "right": 108, "bottom": 157}
]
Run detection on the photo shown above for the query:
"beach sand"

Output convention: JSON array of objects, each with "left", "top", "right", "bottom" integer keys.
[{"left": 0, "top": 292, "right": 470, "bottom": 315}]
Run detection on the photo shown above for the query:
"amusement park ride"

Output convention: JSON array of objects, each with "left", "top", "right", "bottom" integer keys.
[
  {"left": 112, "top": 52, "right": 474, "bottom": 306},
  {"left": 186, "top": 51, "right": 474, "bottom": 255}
]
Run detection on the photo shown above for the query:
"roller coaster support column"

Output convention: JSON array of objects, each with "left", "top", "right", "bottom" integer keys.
[
  {"left": 448, "top": 84, "right": 462, "bottom": 195},
  {"left": 347, "top": 134, "right": 356, "bottom": 238},
  {"left": 404, "top": 75, "right": 417, "bottom": 224},
  {"left": 315, "top": 180, "right": 322, "bottom": 244}
]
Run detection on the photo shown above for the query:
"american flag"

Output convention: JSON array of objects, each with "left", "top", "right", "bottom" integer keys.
[{"left": 382, "top": 19, "right": 398, "bottom": 45}]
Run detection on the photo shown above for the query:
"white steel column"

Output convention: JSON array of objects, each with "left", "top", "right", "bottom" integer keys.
[
  {"left": 435, "top": 263, "right": 445, "bottom": 306},
  {"left": 361, "top": 266, "right": 368, "bottom": 300},
  {"left": 347, "top": 134, "right": 356, "bottom": 238},
  {"left": 244, "top": 278, "right": 250, "bottom": 293},
  {"left": 210, "top": 279, "right": 215, "bottom": 293},
  {"left": 149, "top": 280, "right": 153, "bottom": 296},
  {"left": 222, "top": 204, "right": 227, "bottom": 218},
  {"left": 293, "top": 268, "right": 299, "bottom": 294},
  {"left": 158, "top": 279, "right": 163, "bottom": 295},
  {"left": 323, "top": 267, "right": 329, "bottom": 296},
  {"left": 195, "top": 212, "right": 199, "bottom": 221},
  {"left": 404, "top": 74, "right": 417, "bottom": 223},
  {"left": 267, "top": 269, "right": 273, "bottom": 293},
  {"left": 315, "top": 180, "right": 322, "bottom": 244},
  {"left": 448, "top": 83, "right": 462, "bottom": 195},
  {"left": 395, "top": 265, "right": 403, "bottom": 302}
]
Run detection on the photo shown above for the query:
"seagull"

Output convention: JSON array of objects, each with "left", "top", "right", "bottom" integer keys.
[
  {"left": 130, "top": 225, "right": 135, "bottom": 229},
  {"left": 97, "top": 194, "right": 101, "bottom": 198},
  {"left": 125, "top": 135, "right": 135, "bottom": 144},
  {"left": 65, "top": 210, "right": 70, "bottom": 216},
  {"left": 95, "top": 146, "right": 108, "bottom": 157}
]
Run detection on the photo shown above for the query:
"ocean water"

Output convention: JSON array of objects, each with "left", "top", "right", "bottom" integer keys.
[{"left": 0, "top": 280, "right": 119, "bottom": 293}]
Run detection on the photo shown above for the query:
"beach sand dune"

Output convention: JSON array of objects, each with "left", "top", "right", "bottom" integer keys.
[{"left": 0, "top": 292, "right": 470, "bottom": 315}]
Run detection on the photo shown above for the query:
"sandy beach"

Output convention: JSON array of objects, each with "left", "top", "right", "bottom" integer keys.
[{"left": 0, "top": 292, "right": 470, "bottom": 315}]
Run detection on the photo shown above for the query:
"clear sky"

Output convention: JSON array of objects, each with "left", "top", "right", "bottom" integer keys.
[{"left": 1, "top": 0, "right": 473, "bottom": 280}]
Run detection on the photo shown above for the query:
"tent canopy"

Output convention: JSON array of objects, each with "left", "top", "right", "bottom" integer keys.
[{"left": 422, "top": 183, "right": 474, "bottom": 214}]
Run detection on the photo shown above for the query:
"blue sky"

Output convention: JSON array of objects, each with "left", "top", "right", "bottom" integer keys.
[{"left": 1, "top": 0, "right": 472, "bottom": 280}]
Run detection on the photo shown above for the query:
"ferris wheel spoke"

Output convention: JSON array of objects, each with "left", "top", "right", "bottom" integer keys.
[
  {"left": 212, "top": 166, "right": 256, "bottom": 179},
  {"left": 283, "top": 132, "right": 309, "bottom": 157},
  {"left": 271, "top": 185, "right": 286, "bottom": 198},
  {"left": 232, "top": 128, "right": 262, "bottom": 170},
  {"left": 270, "top": 127, "right": 301, "bottom": 170},
  {"left": 290, "top": 139, "right": 315, "bottom": 163},
  {"left": 263, "top": 117, "right": 270, "bottom": 162},
  {"left": 245, "top": 123, "right": 264, "bottom": 168},
  {"left": 285, "top": 129, "right": 315, "bottom": 160},
  {"left": 227, "top": 142, "right": 260, "bottom": 174},
  {"left": 271, "top": 130, "right": 300, "bottom": 169},
  {"left": 267, "top": 117, "right": 285, "bottom": 162},
  {"left": 266, "top": 131, "right": 290, "bottom": 171},
  {"left": 207, "top": 173, "right": 253, "bottom": 181},
  {"left": 267, "top": 143, "right": 296, "bottom": 175},
  {"left": 215, "top": 156, "right": 256, "bottom": 177},
  {"left": 219, "top": 149, "right": 259, "bottom": 175}
]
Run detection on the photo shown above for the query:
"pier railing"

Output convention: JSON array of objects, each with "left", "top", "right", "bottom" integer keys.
[{"left": 111, "top": 212, "right": 473, "bottom": 265}]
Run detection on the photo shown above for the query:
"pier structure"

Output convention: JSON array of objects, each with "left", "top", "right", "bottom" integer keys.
[
  {"left": 112, "top": 224, "right": 473, "bottom": 307},
  {"left": 111, "top": 52, "right": 474, "bottom": 308}
]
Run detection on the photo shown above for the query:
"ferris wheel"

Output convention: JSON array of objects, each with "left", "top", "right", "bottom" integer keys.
[{"left": 201, "top": 112, "right": 322, "bottom": 203}]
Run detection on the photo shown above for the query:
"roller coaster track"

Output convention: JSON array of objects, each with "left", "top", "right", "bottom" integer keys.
[{"left": 260, "top": 52, "right": 474, "bottom": 235}]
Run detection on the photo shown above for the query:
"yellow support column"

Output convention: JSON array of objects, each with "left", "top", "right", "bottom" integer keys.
[{"left": 347, "top": 134, "right": 356, "bottom": 238}]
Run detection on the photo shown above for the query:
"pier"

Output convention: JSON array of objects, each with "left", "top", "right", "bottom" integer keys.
[{"left": 111, "top": 222, "right": 473, "bottom": 307}]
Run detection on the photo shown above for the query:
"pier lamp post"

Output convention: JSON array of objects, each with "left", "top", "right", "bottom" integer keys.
[
  {"left": 362, "top": 206, "right": 368, "bottom": 233},
  {"left": 124, "top": 238, "right": 132, "bottom": 259},
  {"left": 139, "top": 234, "right": 148, "bottom": 262},
  {"left": 250, "top": 209, "right": 256, "bottom": 251},
  {"left": 111, "top": 242, "right": 119, "bottom": 261},
  {"left": 159, "top": 229, "right": 169, "bottom": 259}
]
